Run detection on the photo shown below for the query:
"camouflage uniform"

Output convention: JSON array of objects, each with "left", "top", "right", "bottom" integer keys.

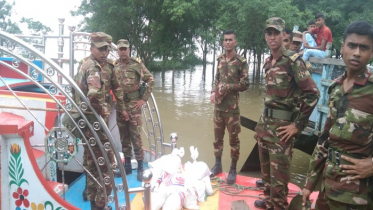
[
  {"left": 212, "top": 52, "right": 249, "bottom": 160},
  {"left": 63, "top": 32, "right": 125, "bottom": 207},
  {"left": 114, "top": 40, "right": 155, "bottom": 161},
  {"left": 255, "top": 18, "right": 319, "bottom": 210},
  {"left": 304, "top": 70, "right": 373, "bottom": 209}
]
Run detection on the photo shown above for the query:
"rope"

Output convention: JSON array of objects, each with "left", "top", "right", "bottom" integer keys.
[
  {"left": 210, "top": 177, "right": 300, "bottom": 199},
  {"left": 210, "top": 177, "right": 265, "bottom": 199}
]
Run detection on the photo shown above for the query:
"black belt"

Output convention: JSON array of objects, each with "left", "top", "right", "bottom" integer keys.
[
  {"left": 327, "top": 148, "right": 359, "bottom": 166},
  {"left": 263, "top": 107, "right": 293, "bottom": 121}
]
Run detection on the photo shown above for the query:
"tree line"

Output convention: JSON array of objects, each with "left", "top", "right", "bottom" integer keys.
[{"left": 2, "top": 0, "right": 372, "bottom": 71}]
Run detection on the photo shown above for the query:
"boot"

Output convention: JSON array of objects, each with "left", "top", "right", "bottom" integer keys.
[
  {"left": 210, "top": 156, "right": 223, "bottom": 177},
  {"left": 90, "top": 200, "right": 113, "bottom": 210},
  {"left": 256, "top": 179, "right": 265, "bottom": 188},
  {"left": 124, "top": 157, "right": 132, "bottom": 175},
  {"left": 226, "top": 159, "right": 237, "bottom": 185},
  {"left": 254, "top": 199, "right": 267, "bottom": 209},
  {"left": 137, "top": 160, "right": 144, "bottom": 182}
]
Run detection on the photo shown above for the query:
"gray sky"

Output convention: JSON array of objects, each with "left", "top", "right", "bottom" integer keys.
[{"left": 7, "top": 0, "right": 83, "bottom": 34}]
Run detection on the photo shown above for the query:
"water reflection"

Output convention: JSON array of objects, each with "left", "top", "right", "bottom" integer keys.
[{"left": 148, "top": 64, "right": 311, "bottom": 187}]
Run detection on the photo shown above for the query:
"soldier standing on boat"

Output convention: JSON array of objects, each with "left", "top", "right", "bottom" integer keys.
[
  {"left": 63, "top": 32, "right": 127, "bottom": 210},
  {"left": 209, "top": 29, "right": 249, "bottom": 185},
  {"left": 253, "top": 17, "right": 319, "bottom": 210},
  {"left": 114, "top": 39, "right": 155, "bottom": 182},
  {"left": 302, "top": 20, "right": 373, "bottom": 210}
]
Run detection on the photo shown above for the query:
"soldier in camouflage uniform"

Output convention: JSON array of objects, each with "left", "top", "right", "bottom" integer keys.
[
  {"left": 209, "top": 29, "right": 249, "bottom": 185},
  {"left": 302, "top": 21, "right": 373, "bottom": 210},
  {"left": 253, "top": 17, "right": 319, "bottom": 210},
  {"left": 114, "top": 39, "right": 155, "bottom": 182},
  {"left": 63, "top": 32, "right": 127, "bottom": 210}
]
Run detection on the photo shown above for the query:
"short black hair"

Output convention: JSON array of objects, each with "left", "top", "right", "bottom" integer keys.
[
  {"left": 343, "top": 21, "right": 373, "bottom": 42},
  {"left": 284, "top": 27, "right": 293, "bottom": 41},
  {"left": 315, "top": 13, "right": 324, "bottom": 19},
  {"left": 224, "top": 29, "right": 236, "bottom": 37},
  {"left": 308, "top": 20, "right": 316, "bottom": 26}
]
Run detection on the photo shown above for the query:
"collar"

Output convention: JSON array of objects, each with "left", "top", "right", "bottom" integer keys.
[
  {"left": 270, "top": 47, "right": 286, "bottom": 61},
  {"left": 335, "top": 68, "right": 371, "bottom": 86},
  {"left": 224, "top": 51, "right": 237, "bottom": 61}
]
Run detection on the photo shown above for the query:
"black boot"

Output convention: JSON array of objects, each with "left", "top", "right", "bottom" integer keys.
[
  {"left": 124, "top": 157, "right": 132, "bottom": 175},
  {"left": 254, "top": 199, "right": 267, "bottom": 209},
  {"left": 90, "top": 201, "right": 113, "bottom": 210},
  {"left": 226, "top": 159, "right": 237, "bottom": 184},
  {"left": 256, "top": 179, "right": 265, "bottom": 188},
  {"left": 210, "top": 156, "right": 223, "bottom": 177},
  {"left": 137, "top": 160, "right": 144, "bottom": 182}
]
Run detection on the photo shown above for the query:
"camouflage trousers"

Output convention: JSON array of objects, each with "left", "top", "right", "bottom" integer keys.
[
  {"left": 116, "top": 108, "right": 144, "bottom": 160},
  {"left": 78, "top": 120, "right": 115, "bottom": 207},
  {"left": 257, "top": 137, "right": 293, "bottom": 210},
  {"left": 213, "top": 110, "right": 241, "bottom": 160},
  {"left": 317, "top": 191, "right": 372, "bottom": 210}
]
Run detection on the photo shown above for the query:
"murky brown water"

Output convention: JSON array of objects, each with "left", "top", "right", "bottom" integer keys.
[{"left": 145, "top": 64, "right": 312, "bottom": 188}]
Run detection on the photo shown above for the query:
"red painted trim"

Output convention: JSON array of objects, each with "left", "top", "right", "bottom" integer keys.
[
  {"left": 0, "top": 112, "right": 34, "bottom": 138},
  {"left": 0, "top": 112, "right": 79, "bottom": 210}
]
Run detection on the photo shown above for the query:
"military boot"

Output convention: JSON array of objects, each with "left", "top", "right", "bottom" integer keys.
[
  {"left": 90, "top": 201, "right": 113, "bottom": 210},
  {"left": 210, "top": 156, "right": 223, "bottom": 177},
  {"left": 124, "top": 157, "right": 132, "bottom": 174},
  {"left": 254, "top": 199, "right": 268, "bottom": 209},
  {"left": 226, "top": 159, "right": 237, "bottom": 184},
  {"left": 137, "top": 160, "right": 144, "bottom": 182}
]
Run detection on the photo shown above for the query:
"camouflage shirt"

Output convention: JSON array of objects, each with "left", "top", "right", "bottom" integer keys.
[
  {"left": 257, "top": 48, "right": 319, "bottom": 135},
  {"left": 304, "top": 69, "right": 373, "bottom": 205},
  {"left": 114, "top": 57, "right": 155, "bottom": 101},
  {"left": 212, "top": 52, "right": 249, "bottom": 113},
  {"left": 72, "top": 55, "right": 125, "bottom": 116}
]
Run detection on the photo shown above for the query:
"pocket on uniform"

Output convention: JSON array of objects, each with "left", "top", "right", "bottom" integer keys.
[
  {"left": 325, "top": 162, "right": 360, "bottom": 194},
  {"left": 123, "top": 71, "right": 137, "bottom": 85},
  {"left": 265, "top": 69, "right": 289, "bottom": 98},
  {"left": 340, "top": 108, "right": 373, "bottom": 145}
]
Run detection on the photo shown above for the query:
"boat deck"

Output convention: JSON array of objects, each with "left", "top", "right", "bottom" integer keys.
[{"left": 65, "top": 169, "right": 310, "bottom": 210}]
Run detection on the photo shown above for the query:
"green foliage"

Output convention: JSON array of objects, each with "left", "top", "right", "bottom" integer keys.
[
  {"left": 0, "top": 0, "right": 21, "bottom": 34},
  {"left": 70, "top": 0, "right": 373, "bottom": 66},
  {"left": 20, "top": 18, "right": 52, "bottom": 35}
]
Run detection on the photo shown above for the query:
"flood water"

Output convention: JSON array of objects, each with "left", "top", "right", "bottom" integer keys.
[{"left": 145, "top": 64, "right": 313, "bottom": 188}]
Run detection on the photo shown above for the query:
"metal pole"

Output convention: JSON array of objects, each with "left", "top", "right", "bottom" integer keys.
[
  {"left": 143, "top": 170, "right": 153, "bottom": 210},
  {"left": 57, "top": 18, "right": 65, "bottom": 84},
  {"left": 68, "top": 26, "right": 76, "bottom": 78}
]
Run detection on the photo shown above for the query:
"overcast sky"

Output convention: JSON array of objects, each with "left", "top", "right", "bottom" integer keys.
[{"left": 6, "top": 0, "right": 83, "bottom": 35}]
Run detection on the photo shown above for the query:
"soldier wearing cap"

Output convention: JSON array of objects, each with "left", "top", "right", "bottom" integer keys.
[
  {"left": 209, "top": 29, "right": 249, "bottom": 185},
  {"left": 63, "top": 32, "right": 127, "bottom": 210},
  {"left": 253, "top": 17, "right": 319, "bottom": 210},
  {"left": 114, "top": 39, "right": 155, "bottom": 182},
  {"left": 302, "top": 20, "right": 373, "bottom": 210},
  {"left": 291, "top": 31, "right": 303, "bottom": 53}
]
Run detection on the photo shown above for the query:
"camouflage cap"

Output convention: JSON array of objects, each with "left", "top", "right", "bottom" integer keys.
[
  {"left": 105, "top": 34, "right": 113, "bottom": 50},
  {"left": 91, "top": 32, "right": 110, "bottom": 48},
  {"left": 117, "top": 39, "right": 130, "bottom": 48},
  {"left": 293, "top": 31, "right": 303, "bottom": 42},
  {"left": 265, "top": 17, "right": 285, "bottom": 32}
]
